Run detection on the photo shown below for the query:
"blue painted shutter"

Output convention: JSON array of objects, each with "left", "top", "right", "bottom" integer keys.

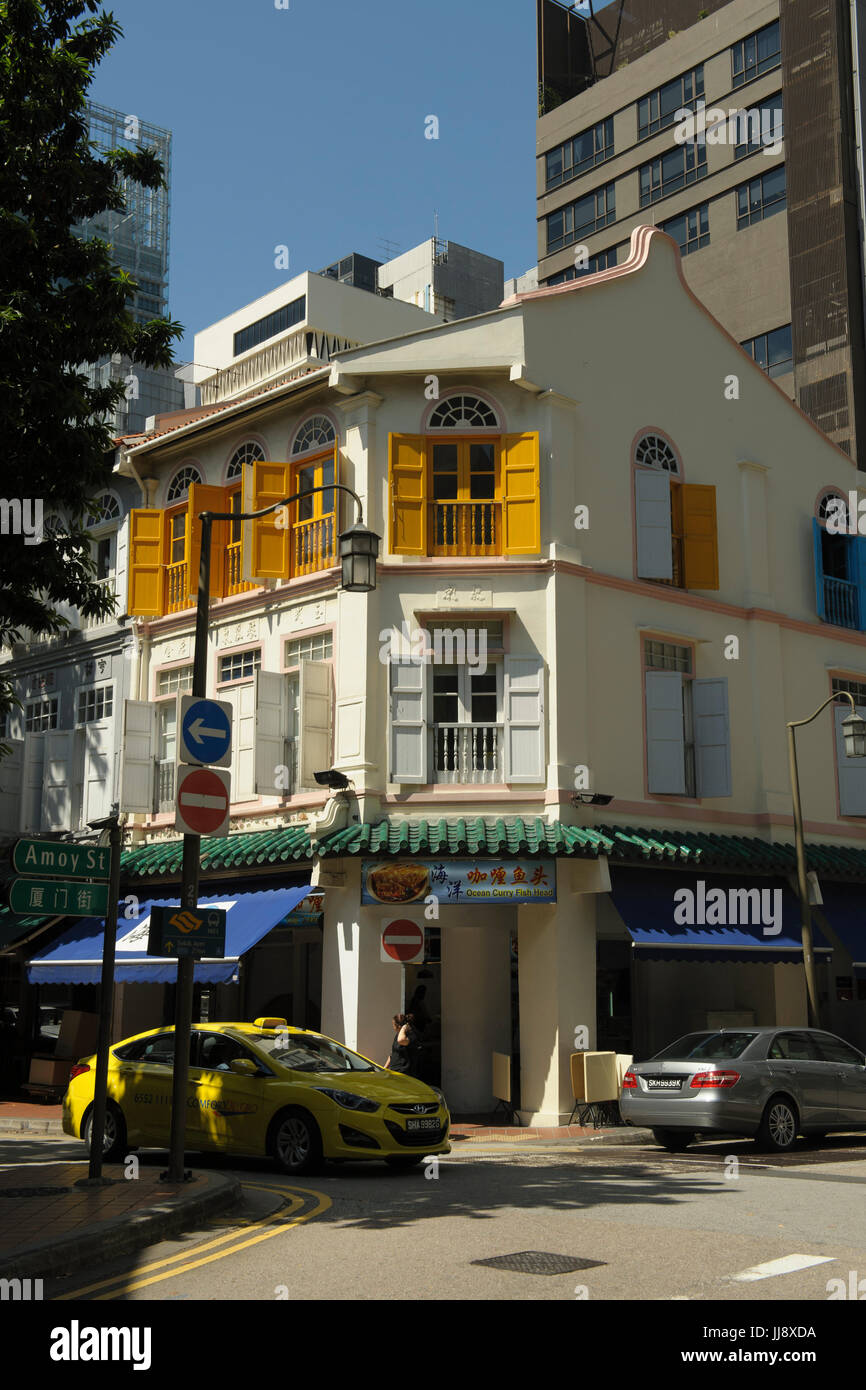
[
  {"left": 694, "top": 678, "right": 732, "bottom": 798},
  {"left": 855, "top": 536, "right": 866, "bottom": 631},
  {"left": 635, "top": 470, "right": 673, "bottom": 580},
  {"left": 812, "top": 517, "right": 826, "bottom": 620},
  {"left": 645, "top": 670, "right": 686, "bottom": 794},
  {"left": 835, "top": 703, "right": 866, "bottom": 815},
  {"left": 504, "top": 655, "right": 545, "bottom": 783}
]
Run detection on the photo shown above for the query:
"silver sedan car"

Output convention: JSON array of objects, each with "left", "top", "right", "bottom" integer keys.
[{"left": 619, "top": 1026, "right": 866, "bottom": 1152}]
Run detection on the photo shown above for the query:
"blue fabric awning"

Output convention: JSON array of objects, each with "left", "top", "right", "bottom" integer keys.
[
  {"left": 27, "top": 885, "right": 313, "bottom": 984},
  {"left": 816, "top": 884, "right": 866, "bottom": 978},
  {"left": 610, "top": 869, "right": 832, "bottom": 964}
]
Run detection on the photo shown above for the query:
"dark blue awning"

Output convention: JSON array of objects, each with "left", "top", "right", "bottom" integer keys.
[
  {"left": 610, "top": 869, "right": 832, "bottom": 964},
  {"left": 816, "top": 884, "right": 866, "bottom": 979},
  {"left": 27, "top": 885, "right": 312, "bottom": 985}
]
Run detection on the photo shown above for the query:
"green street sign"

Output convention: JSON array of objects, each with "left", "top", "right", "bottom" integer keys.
[
  {"left": 11, "top": 838, "right": 111, "bottom": 882},
  {"left": 147, "top": 905, "right": 227, "bottom": 959},
  {"left": 7, "top": 877, "right": 110, "bottom": 917}
]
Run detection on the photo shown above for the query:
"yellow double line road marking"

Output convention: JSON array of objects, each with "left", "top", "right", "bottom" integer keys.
[{"left": 55, "top": 1182, "right": 331, "bottom": 1301}]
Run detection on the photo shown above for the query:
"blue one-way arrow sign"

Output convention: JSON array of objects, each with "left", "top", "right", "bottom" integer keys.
[{"left": 179, "top": 696, "right": 233, "bottom": 768}]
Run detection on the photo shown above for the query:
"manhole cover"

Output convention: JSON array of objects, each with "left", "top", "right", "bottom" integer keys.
[
  {"left": 0, "top": 1186, "right": 71, "bottom": 1198},
  {"left": 471, "top": 1251, "right": 606, "bottom": 1276}
]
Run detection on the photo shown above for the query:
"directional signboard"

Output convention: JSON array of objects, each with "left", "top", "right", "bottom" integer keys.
[
  {"left": 147, "top": 904, "right": 227, "bottom": 959},
  {"left": 12, "top": 839, "right": 110, "bottom": 881},
  {"left": 381, "top": 919, "right": 425, "bottom": 964},
  {"left": 175, "top": 765, "right": 231, "bottom": 836},
  {"left": 7, "top": 878, "right": 109, "bottom": 918},
  {"left": 179, "top": 696, "right": 233, "bottom": 768}
]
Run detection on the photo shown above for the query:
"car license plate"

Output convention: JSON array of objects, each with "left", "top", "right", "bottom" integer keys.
[
  {"left": 645, "top": 1078, "right": 682, "bottom": 1090},
  {"left": 406, "top": 1117, "right": 440, "bottom": 1131}
]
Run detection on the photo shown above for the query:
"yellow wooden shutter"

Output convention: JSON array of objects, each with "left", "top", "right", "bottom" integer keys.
[
  {"left": 681, "top": 483, "right": 719, "bottom": 590},
  {"left": 127, "top": 510, "right": 165, "bottom": 617},
  {"left": 250, "top": 461, "right": 291, "bottom": 578},
  {"left": 501, "top": 433, "right": 540, "bottom": 556},
  {"left": 187, "top": 483, "right": 229, "bottom": 599},
  {"left": 389, "top": 434, "right": 427, "bottom": 556}
]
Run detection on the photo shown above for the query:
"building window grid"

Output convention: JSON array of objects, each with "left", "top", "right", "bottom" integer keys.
[
  {"left": 166, "top": 465, "right": 203, "bottom": 503},
  {"left": 25, "top": 698, "right": 59, "bottom": 733},
  {"left": 740, "top": 324, "right": 793, "bottom": 378},
  {"left": 218, "top": 648, "right": 262, "bottom": 684},
  {"left": 227, "top": 441, "right": 265, "bottom": 479},
  {"left": 284, "top": 633, "right": 334, "bottom": 667},
  {"left": 428, "top": 394, "right": 498, "bottom": 429},
  {"left": 156, "top": 665, "right": 193, "bottom": 697},
  {"left": 635, "top": 434, "right": 679, "bottom": 474},
  {"left": 546, "top": 183, "right": 616, "bottom": 255},
  {"left": 832, "top": 677, "right": 866, "bottom": 706},
  {"left": 77, "top": 684, "right": 113, "bottom": 725},
  {"left": 640, "top": 141, "right": 707, "bottom": 207},
  {"left": 645, "top": 641, "right": 696, "bottom": 795},
  {"left": 662, "top": 204, "right": 710, "bottom": 257},
  {"left": 233, "top": 295, "right": 306, "bottom": 357},
  {"left": 645, "top": 641, "right": 693, "bottom": 675},
  {"left": 638, "top": 66, "right": 705, "bottom": 141},
  {"left": 736, "top": 167, "right": 787, "bottom": 228},
  {"left": 545, "top": 117, "right": 615, "bottom": 191},
  {"left": 291, "top": 416, "right": 336, "bottom": 455},
  {"left": 733, "top": 93, "right": 784, "bottom": 160},
  {"left": 732, "top": 21, "right": 782, "bottom": 89}
]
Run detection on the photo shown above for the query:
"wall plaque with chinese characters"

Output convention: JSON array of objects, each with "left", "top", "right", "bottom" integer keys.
[
  {"left": 7, "top": 878, "right": 110, "bottom": 917},
  {"left": 435, "top": 588, "right": 492, "bottom": 608},
  {"left": 361, "top": 859, "right": 556, "bottom": 906}
]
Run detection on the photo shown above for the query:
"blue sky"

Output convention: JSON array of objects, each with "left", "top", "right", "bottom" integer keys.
[{"left": 90, "top": 0, "right": 541, "bottom": 359}]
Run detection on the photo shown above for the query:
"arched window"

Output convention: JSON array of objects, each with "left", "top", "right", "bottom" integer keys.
[
  {"left": 817, "top": 488, "right": 846, "bottom": 522},
  {"left": 291, "top": 415, "right": 335, "bottom": 456},
  {"left": 428, "top": 393, "right": 498, "bottom": 429},
  {"left": 87, "top": 491, "right": 121, "bottom": 527},
  {"left": 166, "top": 464, "right": 203, "bottom": 502},
  {"left": 227, "top": 440, "right": 265, "bottom": 479},
  {"left": 634, "top": 433, "right": 679, "bottom": 474}
]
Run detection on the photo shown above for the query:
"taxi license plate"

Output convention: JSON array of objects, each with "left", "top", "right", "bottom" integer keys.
[{"left": 406, "top": 1117, "right": 440, "bottom": 1131}]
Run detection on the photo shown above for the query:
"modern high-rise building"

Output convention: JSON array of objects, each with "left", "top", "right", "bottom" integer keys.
[
  {"left": 79, "top": 101, "right": 184, "bottom": 435},
  {"left": 536, "top": 0, "right": 866, "bottom": 466}
]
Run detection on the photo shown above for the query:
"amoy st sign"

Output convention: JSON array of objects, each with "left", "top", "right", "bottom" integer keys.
[
  {"left": 12, "top": 839, "right": 111, "bottom": 880},
  {"left": 6, "top": 837, "right": 111, "bottom": 918}
]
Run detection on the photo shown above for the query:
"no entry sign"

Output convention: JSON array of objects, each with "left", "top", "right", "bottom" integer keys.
[
  {"left": 175, "top": 765, "right": 231, "bottom": 836},
  {"left": 381, "top": 919, "right": 425, "bottom": 964}
]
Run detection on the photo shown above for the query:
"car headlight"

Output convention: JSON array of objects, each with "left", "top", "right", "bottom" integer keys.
[
  {"left": 313, "top": 1088, "right": 379, "bottom": 1113},
  {"left": 431, "top": 1087, "right": 448, "bottom": 1109}
]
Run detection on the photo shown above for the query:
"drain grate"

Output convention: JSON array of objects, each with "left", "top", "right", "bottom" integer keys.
[
  {"left": 0, "top": 1185, "right": 71, "bottom": 1198},
  {"left": 471, "top": 1250, "right": 606, "bottom": 1276}
]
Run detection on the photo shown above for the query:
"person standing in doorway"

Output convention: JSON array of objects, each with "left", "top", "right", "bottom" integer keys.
[{"left": 383, "top": 1013, "right": 423, "bottom": 1078}]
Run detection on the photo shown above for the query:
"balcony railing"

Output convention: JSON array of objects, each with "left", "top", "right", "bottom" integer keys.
[
  {"left": 433, "top": 723, "right": 503, "bottom": 784},
  {"left": 166, "top": 560, "right": 189, "bottom": 614},
  {"left": 224, "top": 541, "right": 255, "bottom": 596},
  {"left": 80, "top": 578, "right": 117, "bottom": 630},
  {"left": 824, "top": 576, "right": 859, "bottom": 630},
  {"left": 294, "top": 514, "right": 337, "bottom": 576},
  {"left": 431, "top": 501, "right": 500, "bottom": 557}
]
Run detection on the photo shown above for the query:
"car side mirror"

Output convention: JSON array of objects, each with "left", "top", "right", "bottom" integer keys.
[{"left": 229, "top": 1058, "right": 259, "bottom": 1076}]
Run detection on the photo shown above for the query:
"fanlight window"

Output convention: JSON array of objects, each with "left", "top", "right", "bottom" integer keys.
[
  {"left": 227, "top": 441, "right": 266, "bottom": 479},
  {"left": 635, "top": 433, "right": 679, "bottom": 474},
  {"left": 818, "top": 489, "right": 846, "bottom": 522},
  {"left": 167, "top": 465, "right": 203, "bottom": 502},
  {"left": 292, "top": 415, "right": 336, "bottom": 455},
  {"left": 87, "top": 492, "right": 121, "bottom": 526},
  {"left": 428, "top": 394, "right": 498, "bottom": 429}
]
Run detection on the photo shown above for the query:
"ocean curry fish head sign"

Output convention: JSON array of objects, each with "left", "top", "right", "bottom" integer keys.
[{"left": 362, "top": 859, "right": 557, "bottom": 906}]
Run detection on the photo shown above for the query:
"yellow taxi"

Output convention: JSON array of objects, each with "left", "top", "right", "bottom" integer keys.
[{"left": 63, "top": 1019, "right": 450, "bottom": 1174}]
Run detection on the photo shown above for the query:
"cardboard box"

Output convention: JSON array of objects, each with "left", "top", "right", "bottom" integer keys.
[
  {"left": 55, "top": 1010, "right": 99, "bottom": 1060},
  {"left": 569, "top": 1051, "right": 619, "bottom": 1103},
  {"left": 28, "top": 1056, "right": 73, "bottom": 1088}
]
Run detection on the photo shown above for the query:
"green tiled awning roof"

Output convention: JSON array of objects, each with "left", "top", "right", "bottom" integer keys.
[
  {"left": 113, "top": 818, "right": 866, "bottom": 884},
  {"left": 121, "top": 826, "right": 313, "bottom": 880}
]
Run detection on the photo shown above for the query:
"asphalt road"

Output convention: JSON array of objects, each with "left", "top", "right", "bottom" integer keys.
[{"left": 8, "top": 1132, "right": 866, "bottom": 1303}]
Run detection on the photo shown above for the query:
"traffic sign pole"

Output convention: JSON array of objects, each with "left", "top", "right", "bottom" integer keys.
[{"left": 83, "top": 815, "right": 122, "bottom": 1187}]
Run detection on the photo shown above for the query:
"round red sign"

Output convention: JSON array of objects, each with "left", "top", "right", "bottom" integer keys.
[
  {"left": 176, "top": 766, "right": 230, "bottom": 835},
  {"left": 381, "top": 919, "right": 425, "bottom": 963}
]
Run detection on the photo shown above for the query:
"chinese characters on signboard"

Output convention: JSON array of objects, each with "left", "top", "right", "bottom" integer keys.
[{"left": 361, "top": 859, "right": 556, "bottom": 906}]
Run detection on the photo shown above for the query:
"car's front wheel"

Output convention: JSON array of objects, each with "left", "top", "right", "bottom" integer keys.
[
  {"left": 82, "top": 1102, "right": 127, "bottom": 1163},
  {"left": 756, "top": 1095, "right": 799, "bottom": 1152},
  {"left": 269, "top": 1108, "right": 323, "bottom": 1175},
  {"left": 651, "top": 1128, "right": 693, "bottom": 1152}
]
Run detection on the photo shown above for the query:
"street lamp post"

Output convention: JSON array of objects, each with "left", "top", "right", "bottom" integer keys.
[
  {"left": 787, "top": 691, "right": 866, "bottom": 1029},
  {"left": 162, "top": 482, "right": 379, "bottom": 1183}
]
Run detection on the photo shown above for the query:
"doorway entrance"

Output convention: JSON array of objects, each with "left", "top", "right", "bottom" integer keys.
[{"left": 405, "top": 927, "right": 441, "bottom": 1085}]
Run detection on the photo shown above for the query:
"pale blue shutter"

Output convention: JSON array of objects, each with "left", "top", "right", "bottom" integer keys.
[
  {"left": 389, "top": 659, "right": 427, "bottom": 784},
  {"left": 645, "top": 670, "right": 685, "bottom": 793},
  {"left": 0, "top": 738, "right": 24, "bottom": 834},
  {"left": 504, "top": 655, "right": 545, "bottom": 783},
  {"left": 254, "top": 670, "right": 288, "bottom": 795},
  {"left": 82, "top": 716, "right": 114, "bottom": 823},
  {"left": 812, "top": 518, "right": 827, "bottom": 620},
  {"left": 835, "top": 703, "right": 866, "bottom": 815},
  {"left": 22, "top": 734, "right": 45, "bottom": 832},
  {"left": 119, "top": 700, "right": 155, "bottom": 814},
  {"left": 41, "top": 730, "right": 75, "bottom": 831},
  {"left": 694, "top": 677, "right": 732, "bottom": 797},
  {"left": 635, "top": 469, "right": 673, "bottom": 580}
]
